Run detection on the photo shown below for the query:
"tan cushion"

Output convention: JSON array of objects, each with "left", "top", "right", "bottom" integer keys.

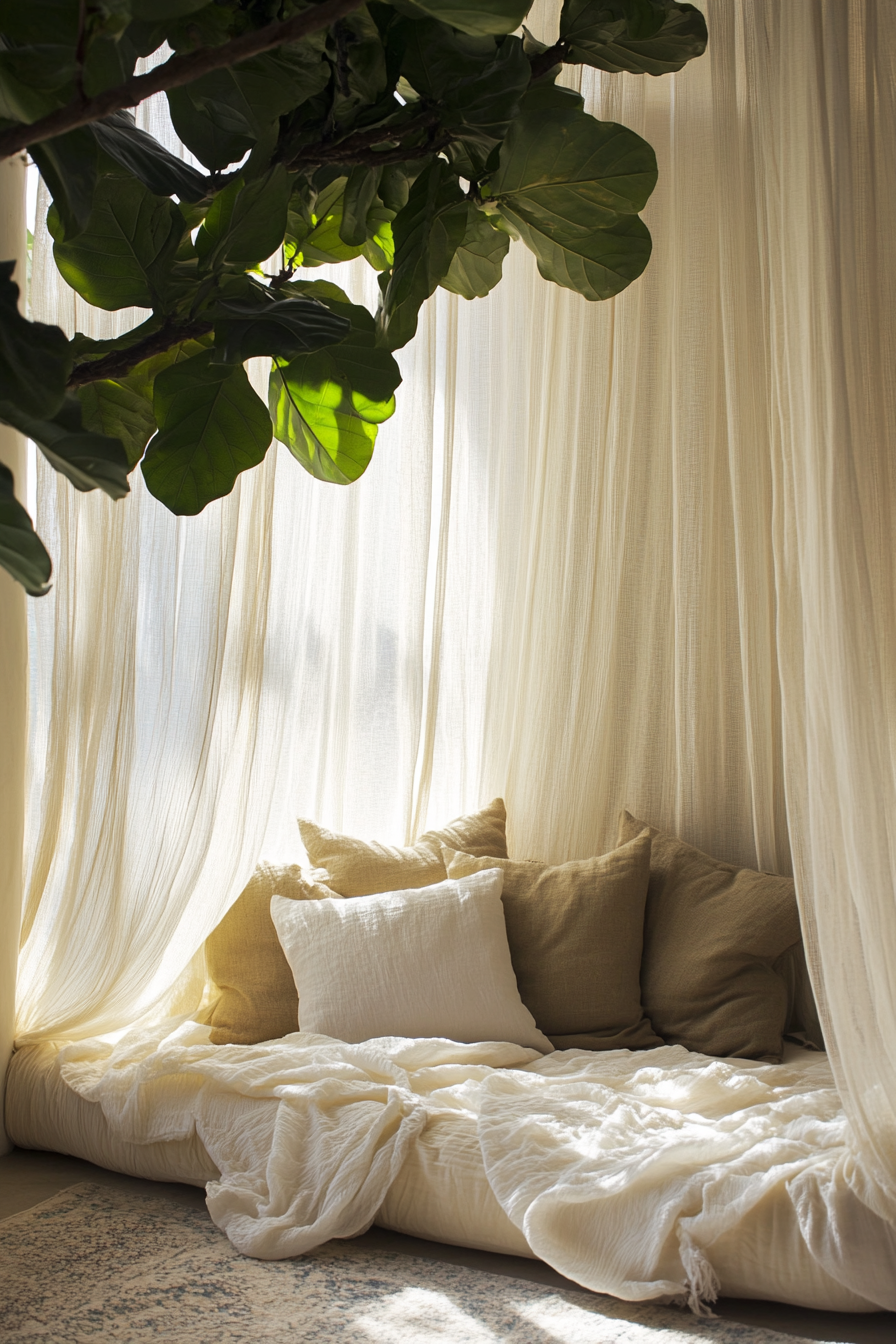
[
  {"left": 298, "top": 798, "right": 508, "bottom": 897},
  {"left": 205, "top": 865, "right": 340, "bottom": 1046},
  {"left": 617, "top": 810, "right": 802, "bottom": 1061},
  {"left": 443, "top": 831, "right": 661, "bottom": 1051}
]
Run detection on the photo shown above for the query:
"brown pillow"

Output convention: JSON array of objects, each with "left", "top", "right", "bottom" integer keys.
[
  {"left": 617, "top": 810, "right": 803, "bottom": 1061},
  {"left": 205, "top": 865, "right": 339, "bottom": 1045},
  {"left": 443, "top": 831, "right": 661, "bottom": 1051},
  {"left": 298, "top": 798, "right": 508, "bottom": 897}
]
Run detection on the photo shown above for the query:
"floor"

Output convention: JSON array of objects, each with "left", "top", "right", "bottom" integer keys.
[{"left": 1, "top": 1148, "right": 892, "bottom": 1344}]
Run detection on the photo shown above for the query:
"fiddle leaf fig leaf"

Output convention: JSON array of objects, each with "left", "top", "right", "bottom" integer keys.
[
  {"left": 440, "top": 210, "right": 510, "bottom": 299},
  {"left": 142, "top": 350, "right": 273, "bottom": 514},
  {"left": 30, "top": 129, "right": 99, "bottom": 239},
  {"left": 560, "top": 0, "right": 709, "bottom": 76},
  {"left": 211, "top": 293, "right": 351, "bottom": 365},
  {"left": 90, "top": 111, "right": 210, "bottom": 204},
  {"left": 2, "top": 396, "right": 131, "bottom": 499},
  {"left": 196, "top": 166, "right": 291, "bottom": 273},
  {"left": 270, "top": 279, "right": 402, "bottom": 486},
  {"left": 378, "top": 159, "right": 469, "bottom": 350},
  {"left": 77, "top": 379, "right": 157, "bottom": 469},
  {"left": 49, "top": 176, "right": 185, "bottom": 311},
  {"left": 340, "top": 166, "right": 382, "bottom": 248},
  {"left": 485, "top": 96, "right": 657, "bottom": 300},
  {"left": 397, "top": 0, "right": 535, "bottom": 38},
  {"left": 0, "top": 464, "right": 52, "bottom": 597},
  {"left": 0, "top": 261, "right": 71, "bottom": 422}
]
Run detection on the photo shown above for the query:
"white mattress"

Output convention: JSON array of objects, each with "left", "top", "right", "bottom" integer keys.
[{"left": 5, "top": 1041, "right": 877, "bottom": 1312}]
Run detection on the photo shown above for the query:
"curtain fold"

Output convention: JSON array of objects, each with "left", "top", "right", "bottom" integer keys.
[{"left": 17, "top": 0, "right": 896, "bottom": 1223}]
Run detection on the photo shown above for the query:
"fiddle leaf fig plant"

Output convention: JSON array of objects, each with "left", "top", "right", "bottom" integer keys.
[{"left": 0, "top": 0, "right": 706, "bottom": 594}]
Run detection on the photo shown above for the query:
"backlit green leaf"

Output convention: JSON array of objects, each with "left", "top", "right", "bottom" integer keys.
[
  {"left": 77, "top": 379, "right": 157, "bottom": 469},
  {"left": 50, "top": 176, "right": 185, "bottom": 310},
  {"left": 395, "top": 0, "right": 535, "bottom": 38},
  {"left": 440, "top": 210, "right": 510, "bottom": 299},
  {"left": 0, "top": 463, "right": 52, "bottom": 597},
  {"left": 196, "top": 167, "right": 291, "bottom": 273},
  {"left": 142, "top": 350, "right": 273, "bottom": 514}
]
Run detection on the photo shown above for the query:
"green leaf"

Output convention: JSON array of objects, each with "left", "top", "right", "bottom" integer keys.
[
  {"left": 142, "top": 350, "right": 273, "bottom": 514},
  {"left": 288, "top": 177, "right": 364, "bottom": 266},
  {"left": 440, "top": 209, "right": 510, "bottom": 298},
  {"left": 400, "top": 24, "right": 530, "bottom": 156},
  {"left": 196, "top": 167, "right": 292, "bottom": 273},
  {"left": 30, "top": 129, "right": 99, "bottom": 239},
  {"left": 340, "top": 166, "right": 382, "bottom": 248},
  {"left": 167, "top": 43, "right": 329, "bottom": 172},
  {"left": 2, "top": 396, "right": 130, "bottom": 499},
  {"left": 560, "top": 0, "right": 708, "bottom": 76},
  {"left": 394, "top": 0, "right": 535, "bottom": 38},
  {"left": 211, "top": 292, "right": 351, "bottom": 365},
  {"left": 0, "top": 46, "right": 75, "bottom": 123},
  {"left": 485, "top": 97, "right": 657, "bottom": 300},
  {"left": 49, "top": 176, "right": 185, "bottom": 311},
  {"left": 77, "top": 379, "right": 157, "bottom": 469},
  {"left": 328, "top": 9, "right": 389, "bottom": 127},
  {"left": 118, "top": 335, "right": 214, "bottom": 404},
  {"left": 362, "top": 207, "right": 396, "bottom": 271},
  {"left": 0, "top": 1, "right": 79, "bottom": 44},
  {"left": 377, "top": 159, "right": 468, "bottom": 350},
  {"left": 270, "top": 279, "right": 401, "bottom": 486},
  {"left": 0, "top": 462, "right": 52, "bottom": 597},
  {"left": 91, "top": 111, "right": 210, "bottom": 203},
  {"left": 0, "top": 261, "right": 71, "bottom": 422}
]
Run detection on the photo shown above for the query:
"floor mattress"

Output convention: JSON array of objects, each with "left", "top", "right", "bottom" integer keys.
[{"left": 5, "top": 1041, "right": 877, "bottom": 1313}]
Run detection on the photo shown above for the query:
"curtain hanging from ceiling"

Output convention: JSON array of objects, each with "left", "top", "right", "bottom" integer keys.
[{"left": 16, "top": 0, "right": 896, "bottom": 1225}]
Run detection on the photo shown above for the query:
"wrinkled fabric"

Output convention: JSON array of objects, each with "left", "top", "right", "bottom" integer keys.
[{"left": 59, "top": 1025, "right": 893, "bottom": 1309}]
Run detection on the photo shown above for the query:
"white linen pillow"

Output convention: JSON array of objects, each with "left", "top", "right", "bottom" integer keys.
[{"left": 270, "top": 870, "right": 552, "bottom": 1052}]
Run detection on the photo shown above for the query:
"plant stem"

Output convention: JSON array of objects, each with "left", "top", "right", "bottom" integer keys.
[
  {"left": 67, "top": 318, "right": 214, "bottom": 388},
  {"left": 0, "top": 0, "right": 368, "bottom": 161},
  {"left": 528, "top": 41, "right": 569, "bottom": 81}
]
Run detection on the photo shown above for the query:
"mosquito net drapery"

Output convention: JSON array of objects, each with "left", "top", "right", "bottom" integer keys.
[{"left": 15, "top": 0, "right": 896, "bottom": 1229}]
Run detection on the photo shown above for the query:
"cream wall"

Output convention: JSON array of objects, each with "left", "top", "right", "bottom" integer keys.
[{"left": 0, "top": 154, "right": 28, "bottom": 1152}]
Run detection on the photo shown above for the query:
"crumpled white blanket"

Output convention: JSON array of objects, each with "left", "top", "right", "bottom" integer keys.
[{"left": 59, "top": 1023, "right": 896, "bottom": 1313}]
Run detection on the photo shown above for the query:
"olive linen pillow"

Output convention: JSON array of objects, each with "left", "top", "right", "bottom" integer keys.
[
  {"left": 617, "top": 810, "right": 803, "bottom": 1061},
  {"left": 298, "top": 798, "right": 508, "bottom": 898},
  {"left": 205, "top": 864, "right": 340, "bottom": 1046},
  {"left": 442, "top": 831, "right": 661, "bottom": 1051}
]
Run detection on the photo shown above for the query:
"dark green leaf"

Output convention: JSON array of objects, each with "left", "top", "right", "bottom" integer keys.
[
  {"left": 167, "top": 43, "right": 329, "bottom": 172},
  {"left": 329, "top": 10, "right": 389, "bottom": 127},
  {"left": 212, "top": 293, "right": 351, "bottom": 365},
  {"left": 196, "top": 167, "right": 292, "bottom": 273},
  {"left": 340, "top": 166, "right": 382, "bottom": 247},
  {"left": 77, "top": 379, "right": 157, "bottom": 469},
  {"left": 401, "top": 24, "right": 530, "bottom": 155},
  {"left": 0, "top": 1, "right": 78, "bottom": 44},
  {"left": 91, "top": 112, "right": 210, "bottom": 204},
  {"left": 30, "top": 129, "right": 99, "bottom": 239},
  {"left": 0, "top": 261, "right": 71, "bottom": 421},
  {"left": 0, "top": 463, "right": 52, "bottom": 597},
  {"left": 130, "top": 0, "right": 213, "bottom": 17},
  {"left": 82, "top": 33, "right": 139, "bottom": 99},
  {"left": 0, "top": 46, "right": 74, "bottom": 123},
  {"left": 560, "top": 0, "right": 708, "bottom": 76},
  {"left": 485, "top": 95, "right": 656, "bottom": 300},
  {"left": 118, "top": 335, "right": 214, "bottom": 404},
  {"left": 49, "top": 176, "right": 185, "bottom": 310},
  {"left": 393, "top": 0, "right": 535, "bottom": 38},
  {"left": 142, "top": 350, "right": 273, "bottom": 514},
  {"left": 379, "top": 165, "right": 412, "bottom": 214},
  {"left": 377, "top": 159, "right": 468, "bottom": 350},
  {"left": 2, "top": 396, "right": 130, "bottom": 499},
  {"left": 270, "top": 279, "right": 401, "bottom": 485},
  {"left": 440, "top": 209, "right": 510, "bottom": 298}
]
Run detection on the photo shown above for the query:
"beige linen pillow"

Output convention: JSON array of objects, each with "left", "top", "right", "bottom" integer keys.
[
  {"left": 271, "top": 871, "right": 552, "bottom": 1052},
  {"left": 617, "top": 810, "right": 803, "bottom": 1061},
  {"left": 205, "top": 865, "right": 340, "bottom": 1046},
  {"left": 442, "top": 831, "right": 661, "bottom": 1051},
  {"left": 298, "top": 798, "right": 508, "bottom": 897}
]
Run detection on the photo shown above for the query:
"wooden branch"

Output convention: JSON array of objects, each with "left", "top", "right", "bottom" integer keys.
[
  {"left": 0, "top": 0, "right": 367, "bottom": 161},
  {"left": 282, "top": 107, "right": 444, "bottom": 171},
  {"left": 67, "top": 318, "right": 214, "bottom": 388}
]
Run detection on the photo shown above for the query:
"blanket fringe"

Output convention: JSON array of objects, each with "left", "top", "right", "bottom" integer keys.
[{"left": 677, "top": 1230, "right": 720, "bottom": 1317}]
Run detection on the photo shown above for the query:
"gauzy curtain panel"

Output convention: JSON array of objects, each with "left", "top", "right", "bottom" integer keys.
[{"left": 17, "top": 0, "right": 896, "bottom": 1229}]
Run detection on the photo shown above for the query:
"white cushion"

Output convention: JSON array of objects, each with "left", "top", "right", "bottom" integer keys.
[{"left": 270, "top": 871, "right": 552, "bottom": 1052}]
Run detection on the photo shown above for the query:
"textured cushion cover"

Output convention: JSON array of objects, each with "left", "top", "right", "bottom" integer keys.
[
  {"left": 270, "top": 871, "right": 552, "bottom": 1051},
  {"left": 205, "top": 865, "right": 339, "bottom": 1046},
  {"left": 298, "top": 799, "right": 508, "bottom": 897},
  {"left": 617, "top": 810, "right": 802, "bottom": 1061},
  {"left": 443, "top": 832, "right": 661, "bottom": 1051}
]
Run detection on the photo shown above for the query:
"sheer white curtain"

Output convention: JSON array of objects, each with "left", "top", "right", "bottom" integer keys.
[{"left": 17, "top": 0, "right": 896, "bottom": 1225}]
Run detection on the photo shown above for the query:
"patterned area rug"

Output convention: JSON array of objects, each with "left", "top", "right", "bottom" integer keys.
[{"left": 0, "top": 1182, "right": 805, "bottom": 1344}]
